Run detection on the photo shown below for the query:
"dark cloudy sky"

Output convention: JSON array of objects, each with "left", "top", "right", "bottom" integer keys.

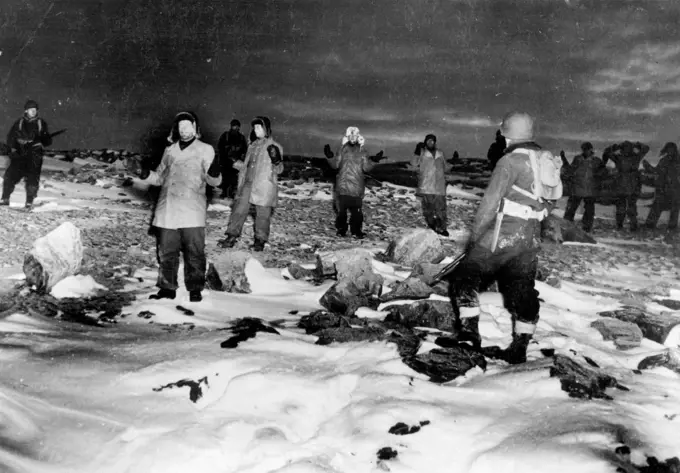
[{"left": 2, "top": 0, "right": 680, "bottom": 160}]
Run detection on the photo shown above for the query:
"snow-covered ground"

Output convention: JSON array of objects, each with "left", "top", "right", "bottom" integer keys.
[{"left": 0, "top": 176, "right": 679, "bottom": 473}]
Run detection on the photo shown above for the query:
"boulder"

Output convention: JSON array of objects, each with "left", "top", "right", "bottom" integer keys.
[
  {"left": 384, "top": 299, "right": 455, "bottom": 331},
  {"left": 205, "top": 250, "right": 252, "bottom": 293},
  {"left": 590, "top": 318, "right": 643, "bottom": 350},
  {"left": 541, "top": 214, "right": 597, "bottom": 244},
  {"left": 287, "top": 263, "right": 316, "bottom": 280},
  {"left": 597, "top": 306, "right": 680, "bottom": 346},
  {"left": 315, "top": 248, "right": 383, "bottom": 293},
  {"left": 638, "top": 348, "right": 680, "bottom": 375},
  {"left": 403, "top": 345, "right": 487, "bottom": 383},
  {"left": 380, "top": 277, "right": 433, "bottom": 303},
  {"left": 385, "top": 229, "right": 446, "bottom": 267},
  {"left": 23, "top": 222, "right": 84, "bottom": 292},
  {"left": 319, "top": 279, "right": 379, "bottom": 316}
]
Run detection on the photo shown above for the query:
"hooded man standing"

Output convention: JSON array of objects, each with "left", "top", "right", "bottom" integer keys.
[
  {"left": 643, "top": 142, "right": 680, "bottom": 230},
  {"left": 323, "top": 126, "right": 384, "bottom": 239},
  {"left": 446, "top": 112, "right": 550, "bottom": 365},
  {"left": 218, "top": 116, "right": 283, "bottom": 252},
  {"left": 412, "top": 134, "right": 449, "bottom": 236},
  {"left": 603, "top": 141, "right": 649, "bottom": 231},
  {"left": 1, "top": 100, "right": 53, "bottom": 209},
  {"left": 137, "top": 111, "right": 221, "bottom": 302},
  {"left": 217, "top": 119, "right": 248, "bottom": 199},
  {"left": 486, "top": 129, "right": 507, "bottom": 171},
  {"left": 563, "top": 142, "right": 605, "bottom": 233}
]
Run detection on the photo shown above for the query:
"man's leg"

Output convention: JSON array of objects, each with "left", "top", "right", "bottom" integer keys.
[
  {"left": 627, "top": 194, "right": 639, "bottom": 231},
  {"left": 335, "top": 195, "right": 350, "bottom": 236},
  {"left": 347, "top": 196, "right": 365, "bottom": 237},
  {"left": 433, "top": 194, "right": 448, "bottom": 234},
  {"left": 153, "top": 228, "right": 182, "bottom": 298},
  {"left": 615, "top": 196, "right": 627, "bottom": 229},
  {"left": 179, "top": 227, "right": 206, "bottom": 299},
  {"left": 668, "top": 204, "right": 680, "bottom": 231},
  {"left": 253, "top": 204, "right": 273, "bottom": 250},
  {"left": 225, "top": 187, "right": 252, "bottom": 238},
  {"left": 563, "top": 196, "right": 581, "bottom": 222},
  {"left": 24, "top": 152, "right": 43, "bottom": 206},
  {"left": 496, "top": 250, "right": 540, "bottom": 364},
  {"left": 582, "top": 197, "right": 596, "bottom": 232},
  {"left": 421, "top": 194, "right": 437, "bottom": 230},
  {"left": 645, "top": 198, "right": 663, "bottom": 229},
  {"left": 1, "top": 159, "right": 26, "bottom": 203}
]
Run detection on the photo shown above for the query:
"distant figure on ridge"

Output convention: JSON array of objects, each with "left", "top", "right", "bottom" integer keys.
[
  {"left": 136, "top": 111, "right": 221, "bottom": 303},
  {"left": 323, "top": 126, "right": 384, "bottom": 239},
  {"left": 1, "top": 100, "right": 53, "bottom": 210},
  {"left": 563, "top": 142, "right": 605, "bottom": 233},
  {"left": 412, "top": 134, "right": 450, "bottom": 236},
  {"left": 217, "top": 119, "right": 248, "bottom": 199},
  {"left": 218, "top": 116, "right": 284, "bottom": 252},
  {"left": 642, "top": 142, "right": 680, "bottom": 230},
  {"left": 486, "top": 129, "right": 506, "bottom": 171}
]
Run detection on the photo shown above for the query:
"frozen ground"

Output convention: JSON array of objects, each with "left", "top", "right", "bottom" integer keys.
[{"left": 0, "top": 174, "right": 679, "bottom": 473}]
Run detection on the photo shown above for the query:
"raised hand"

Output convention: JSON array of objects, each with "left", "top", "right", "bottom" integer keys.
[
  {"left": 414, "top": 142, "right": 425, "bottom": 155},
  {"left": 267, "top": 144, "right": 282, "bottom": 164},
  {"left": 207, "top": 154, "right": 221, "bottom": 178},
  {"left": 323, "top": 144, "right": 334, "bottom": 159}
]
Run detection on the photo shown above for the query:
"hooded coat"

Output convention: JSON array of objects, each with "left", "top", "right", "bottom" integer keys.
[
  {"left": 329, "top": 141, "right": 375, "bottom": 198},
  {"left": 569, "top": 152, "right": 605, "bottom": 197},
  {"left": 145, "top": 112, "right": 221, "bottom": 229},
  {"left": 411, "top": 141, "right": 447, "bottom": 195},
  {"left": 643, "top": 145, "right": 680, "bottom": 207},
  {"left": 233, "top": 116, "right": 284, "bottom": 207},
  {"left": 603, "top": 142, "right": 649, "bottom": 196}
]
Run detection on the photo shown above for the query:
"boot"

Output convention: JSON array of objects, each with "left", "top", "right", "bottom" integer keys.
[
  {"left": 25, "top": 201, "right": 33, "bottom": 211},
  {"left": 437, "top": 229, "right": 450, "bottom": 237},
  {"left": 252, "top": 239, "right": 265, "bottom": 252},
  {"left": 218, "top": 235, "right": 238, "bottom": 248},
  {"left": 352, "top": 231, "right": 365, "bottom": 239},
  {"left": 189, "top": 290, "right": 202, "bottom": 302},
  {"left": 502, "top": 333, "right": 533, "bottom": 364},
  {"left": 0, "top": 199, "right": 8, "bottom": 206},
  {"left": 149, "top": 288, "right": 176, "bottom": 300},
  {"left": 458, "top": 316, "right": 481, "bottom": 349}
]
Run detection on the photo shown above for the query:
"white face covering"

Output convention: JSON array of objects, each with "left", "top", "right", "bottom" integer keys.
[
  {"left": 25, "top": 108, "right": 38, "bottom": 119},
  {"left": 254, "top": 124, "right": 266, "bottom": 139},
  {"left": 178, "top": 120, "right": 196, "bottom": 141}
]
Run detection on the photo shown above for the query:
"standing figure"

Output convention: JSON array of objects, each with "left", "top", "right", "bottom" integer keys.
[
  {"left": 447, "top": 112, "right": 552, "bottom": 365},
  {"left": 486, "top": 129, "right": 507, "bottom": 171},
  {"left": 1, "top": 100, "right": 53, "bottom": 209},
  {"left": 217, "top": 119, "right": 248, "bottom": 199},
  {"left": 412, "top": 134, "right": 449, "bottom": 236},
  {"left": 137, "top": 111, "right": 221, "bottom": 302},
  {"left": 563, "top": 142, "right": 605, "bottom": 233},
  {"left": 603, "top": 141, "right": 649, "bottom": 231},
  {"left": 323, "top": 127, "right": 383, "bottom": 239},
  {"left": 218, "top": 116, "right": 283, "bottom": 251},
  {"left": 643, "top": 142, "right": 680, "bottom": 230}
]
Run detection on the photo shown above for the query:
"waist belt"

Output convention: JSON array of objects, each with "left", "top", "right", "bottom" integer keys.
[{"left": 501, "top": 198, "right": 547, "bottom": 221}]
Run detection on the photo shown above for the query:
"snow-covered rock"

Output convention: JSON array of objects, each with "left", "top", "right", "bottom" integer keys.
[
  {"left": 205, "top": 250, "right": 253, "bottom": 293},
  {"left": 385, "top": 229, "right": 446, "bottom": 267}
]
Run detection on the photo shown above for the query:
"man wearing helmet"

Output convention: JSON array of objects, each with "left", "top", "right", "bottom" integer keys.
[{"left": 446, "top": 111, "right": 549, "bottom": 364}]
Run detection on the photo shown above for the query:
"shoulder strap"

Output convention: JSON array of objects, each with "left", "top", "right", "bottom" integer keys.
[{"left": 510, "top": 148, "right": 543, "bottom": 202}]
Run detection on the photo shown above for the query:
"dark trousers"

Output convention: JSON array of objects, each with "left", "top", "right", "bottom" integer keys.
[
  {"left": 615, "top": 194, "right": 638, "bottom": 229},
  {"left": 335, "top": 195, "right": 363, "bottom": 235},
  {"left": 2, "top": 152, "right": 43, "bottom": 203},
  {"left": 156, "top": 227, "right": 206, "bottom": 292},
  {"left": 564, "top": 196, "right": 596, "bottom": 232},
  {"left": 226, "top": 192, "right": 273, "bottom": 242},
  {"left": 220, "top": 159, "right": 239, "bottom": 199},
  {"left": 645, "top": 198, "right": 680, "bottom": 230},
  {"left": 448, "top": 246, "right": 540, "bottom": 333},
  {"left": 420, "top": 194, "right": 447, "bottom": 232}
]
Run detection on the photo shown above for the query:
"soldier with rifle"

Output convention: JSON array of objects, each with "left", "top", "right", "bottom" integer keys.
[{"left": 1, "top": 100, "right": 62, "bottom": 210}]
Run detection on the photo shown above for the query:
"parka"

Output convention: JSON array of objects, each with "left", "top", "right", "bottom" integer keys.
[
  {"left": 411, "top": 148, "right": 447, "bottom": 195},
  {"left": 329, "top": 143, "right": 375, "bottom": 198},
  {"left": 569, "top": 153, "right": 605, "bottom": 197}
]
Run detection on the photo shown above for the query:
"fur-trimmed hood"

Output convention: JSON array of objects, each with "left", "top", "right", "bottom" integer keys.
[{"left": 167, "top": 111, "right": 201, "bottom": 144}]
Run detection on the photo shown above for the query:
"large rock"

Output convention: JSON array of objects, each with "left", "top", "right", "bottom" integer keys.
[
  {"left": 385, "top": 229, "right": 446, "bottom": 267},
  {"left": 380, "top": 277, "right": 433, "bottom": 303},
  {"left": 597, "top": 306, "right": 680, "bottom": 346},
  {"left": 541, "top": 214, "right": 597, "bottom": 244},
  {"left": 315, "top": 248, "right": 383, "bottom": 293},
  {"left": 590, "top": 318, "right": 643, "bottom": 350},
  {"left": 319, "top": 280, "right": 379, "bottom": 316},
  {"left": 403, "top": 345, "right": 487, "bottom": 383},
  {"left": 384, "top": 299, "right": 455, "bottom": 331},
  {"left": 23, "top": 222, "right": 83, "bottom": 292},
  {"left": 205, "top": 250, "right": 253, "bottom": 293}
]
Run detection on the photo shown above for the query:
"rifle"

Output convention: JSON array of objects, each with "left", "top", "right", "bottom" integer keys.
[
  {"left": 17, "top": 129, "right": 67, "bottom": 150},
  {"left": 429, "top": 251, "right": 467, "bottom": 285}
]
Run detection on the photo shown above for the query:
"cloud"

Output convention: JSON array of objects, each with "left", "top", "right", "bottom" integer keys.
[{"left": 261, "top": 96, "right": 400, "bottom": 123}]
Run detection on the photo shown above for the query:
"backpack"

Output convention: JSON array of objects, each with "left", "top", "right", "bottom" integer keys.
[
  {"left": 18, "top": 117, "right": 43, "bottom": 134},
  {"left": 525, "top": 149, "right": 563, "bottom": 201}
]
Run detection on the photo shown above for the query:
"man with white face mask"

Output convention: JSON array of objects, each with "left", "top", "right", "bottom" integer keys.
[
  {"left": 218, "top": 116, "right": 284, "bottom": 251},
  {"left": 137, "top": 111, "right": 221, "bottom": 302}
]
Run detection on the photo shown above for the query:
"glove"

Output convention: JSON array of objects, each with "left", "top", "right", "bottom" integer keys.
[
  {"left": 370, "top": 150, "right": 385, "bottom": 163},
  {"left": 414, "top": 142, "right": 425, "bottom": 155},
  {"left": 16, "top": 138, "right": 30, "bottom": 145},
  {"left": 323, "top": 144, "right": 334, "bottom": 159},
  {"left": 267, "top": 144, "right": 282, "bottom": 164},
  {"left": 207, "top": 155, "right": 221, "bottom": 178}
]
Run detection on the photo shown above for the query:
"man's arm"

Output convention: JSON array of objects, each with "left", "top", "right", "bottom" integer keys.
[
  {"left": 39, "top": 119, "right": 52, "bottom": 147},
  {"left": 142, "top": 148, "right": 170, "bottom": 186},
  {"left": 470, "top": 157, "right": 514, "bottom": 243},
  {"left": 6, "top": 120, "right": 20, "bottom": 151},
  {"left": 327, "top": 147, "right": 342, "bottom": 170},
  {"left": 204, "top": 146, "right": 222, "bottom": 187}
]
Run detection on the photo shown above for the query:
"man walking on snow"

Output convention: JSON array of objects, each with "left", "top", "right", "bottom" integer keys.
[
  {"left": 412, "top": 134, "right": 449, "bottom": 236},
  {"left": 218, "top": 116, "right": 284, "bottom": 252},
  {"left": 1, "top": 100, "right": 53, "bottom": 210},
  {"left": 323, "top": 126, "right": 384, "bottom": 239},
  {"left": 137, "top": 111, "right": 221, "bottom": 303},
  {"left": 446, "top": 111, "right": 551, "bottom": 364}
]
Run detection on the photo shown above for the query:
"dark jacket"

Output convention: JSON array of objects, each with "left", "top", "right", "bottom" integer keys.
[
  {"left": 487, "top": 135, "right": 507, "bottom": 170},
  {"left": 603, "top": 144, "right": 649, "bottom": 196},
  {"left": 217, "top": 129, "right": 248, "bottom": 165},
  {"left": 411, "top": 147, "right": 447, "bottom": 195},
  {"left": 643, "top": 154, "right": 680, "bottom": 206},
  {"left": 472, "top": 142, "right": 547, "bottom": 255},
  {"left": 7, "top": 116, "right": 52, "bottom": 156},
  {"left": 329, "top": 143, "right": 375, "bottom": 198},
  {"left": 568, "top": 153, "right": 605, "bottom": 197}
]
